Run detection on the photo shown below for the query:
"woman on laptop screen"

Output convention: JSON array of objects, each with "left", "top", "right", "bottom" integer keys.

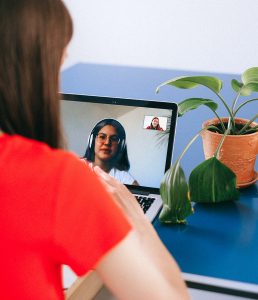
[
  {"left": 83, "top": 118, "right": 139, "bottom": 185},
  {"left": 0, "top": 0, "right": 189, "bottom": 299},
  {"left": 146, "top": 116, "right": 164, "bottom": 131}
]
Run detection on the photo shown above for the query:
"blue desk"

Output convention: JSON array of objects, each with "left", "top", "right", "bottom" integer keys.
[{"left": 61, "top": 63, "right": 258, "bottom": 298}]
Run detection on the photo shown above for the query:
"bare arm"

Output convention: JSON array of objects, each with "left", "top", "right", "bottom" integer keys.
[{"left": 94, "top": 166, "right": 190, "bottom": 300}]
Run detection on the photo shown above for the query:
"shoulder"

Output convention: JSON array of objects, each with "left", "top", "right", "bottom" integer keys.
[{"left": 2, "top": 134, "right": 88, "bottom": 175}]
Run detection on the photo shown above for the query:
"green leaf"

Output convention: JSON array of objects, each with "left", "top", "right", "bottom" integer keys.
[
  {"left": 231, "top": 79, "right": 243, "bottom": 93},
  {"left": 241, "top": 82, "right": 258, "bottom": 96},
  {"left": 232, "top": 78, "right": 258, "bottom": 96},
  {"left": 178, "top": 98, "right": 218, "bottom": 117},
  {"left": 237, "top": 67, "right": 258, "bottom": 95},
  {"left": 159, "top": 164, "right": 193, "bottom": 224},
  {"left": 242, "top": 67, "right": 258, "bottom": 84},
  {"left": 156, "top": 76, "right": 222, "bottom": 94},
  {"left": 189, "top": 157, "right": 239, "bottom": 203}
]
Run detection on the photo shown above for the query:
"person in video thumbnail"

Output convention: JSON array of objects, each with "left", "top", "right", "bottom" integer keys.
[
  {"left": 83, "top": 118, "right": 139, "bottom": 185},
  {"left": 146, "top": 117, "right": 164, "bottom": 131}
]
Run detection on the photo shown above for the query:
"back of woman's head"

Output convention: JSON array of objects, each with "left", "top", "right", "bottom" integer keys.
[{"left": 0, "top": 0, "right": 73, "bottom": 148}]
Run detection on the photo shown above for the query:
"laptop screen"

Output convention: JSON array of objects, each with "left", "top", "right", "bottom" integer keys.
[{"left": 60, "top": 93, "right": 178, "bottom": 192}]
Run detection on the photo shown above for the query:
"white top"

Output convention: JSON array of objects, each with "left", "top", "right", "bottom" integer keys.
[
  {"left": 86, "top": 161, "right": 136, "bottom": 185},
  {"left": 109, "top": 168, "right": 136, "bottom": 185}
]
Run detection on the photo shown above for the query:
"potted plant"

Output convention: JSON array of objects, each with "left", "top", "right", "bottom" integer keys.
[{"left": 156, "top": 67, "right": 258, "bottom": 224}]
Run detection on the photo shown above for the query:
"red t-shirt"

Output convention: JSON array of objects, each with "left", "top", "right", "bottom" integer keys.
[{"left": 0, "top": 134, "right": 131, "bottom": 300}]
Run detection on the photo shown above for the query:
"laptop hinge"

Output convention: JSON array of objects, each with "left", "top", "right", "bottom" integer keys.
[{"left": 130, "top": 189, "right": 150, "bottom": 196}]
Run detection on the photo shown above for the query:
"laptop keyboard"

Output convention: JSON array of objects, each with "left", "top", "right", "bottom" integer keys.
[{"left": 135, "top": 195, "right": 155, "bottom": 213}]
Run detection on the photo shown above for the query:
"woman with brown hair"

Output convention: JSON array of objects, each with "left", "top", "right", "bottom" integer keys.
[
  {"left": 146, "top": 117, "right": 164, "bottom": 131},
  {"left": 0, "top": 1, "right": 189, "bottom": 299}
]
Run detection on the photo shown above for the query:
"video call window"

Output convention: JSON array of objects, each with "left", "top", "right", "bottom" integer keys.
[
  {"left": 143, "top": 116, "right": 168, "bottom": 131},
  {"left": 61, "top": 99, "right": 175, "bottom": 189}
]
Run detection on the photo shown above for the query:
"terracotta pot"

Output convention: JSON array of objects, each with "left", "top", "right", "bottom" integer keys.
[{"left": 201, "top": 117, "right": 258, "bottom": 187}]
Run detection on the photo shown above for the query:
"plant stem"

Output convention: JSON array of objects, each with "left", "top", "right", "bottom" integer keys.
[
  {"left": 175, "top": 126, "right": 214, "bottom": 166},
  {"left": 238, "top": 113, "right": 258, "bottom": 134},
  {"left": 215, "top": 92, "right": 235, "bottom": 120},
  {"left": 214, "top": 128, "right": 231, "bottom": 158},
  {"left": 231, "top": 91, "right": 241, "bottom": 112},
  {"left": 212, "top": 110, "right": 227, "bottom": 132},
  {"left": 244, "top": 125, "right": 258, "bottom": 134},
  {"left": 214, "top": 92, "right": 235, "bottom": 133},
  {"left": 230, "top": 91, "right": 242, "bottom": 132},
  {"left": 233, "top": 98, "right": 258, "bottom": 117},
  {"left": 226, "top": 116, "right": 233, "bottom": 134}
]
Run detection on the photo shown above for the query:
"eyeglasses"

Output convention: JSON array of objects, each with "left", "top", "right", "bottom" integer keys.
[{"left": 95, "top": 133, "right": 120, "bottom": 144}]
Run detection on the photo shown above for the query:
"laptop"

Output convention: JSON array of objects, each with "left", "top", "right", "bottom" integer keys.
[{"left": 60, "top": 93, "right": 178, "bottom": 223}]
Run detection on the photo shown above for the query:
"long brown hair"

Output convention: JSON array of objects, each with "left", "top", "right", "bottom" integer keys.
[{"left": 0, "top": 0, "right": 73, "bottom": 148}]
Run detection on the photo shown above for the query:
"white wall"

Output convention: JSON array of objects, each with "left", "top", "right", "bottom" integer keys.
[{"left": 63, "top": 0, "right": 258, "bottom": 74}]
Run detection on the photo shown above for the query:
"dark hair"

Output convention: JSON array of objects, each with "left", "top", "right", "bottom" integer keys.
[
  {"left": 83, "top": 119, "right": 130, "bottom": 171},
  {"left": 0, "top": 0, "right": 73, "bottom": 148},
  {"left": 150, "top": 117, "right": 163, "bottom": 130}
]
